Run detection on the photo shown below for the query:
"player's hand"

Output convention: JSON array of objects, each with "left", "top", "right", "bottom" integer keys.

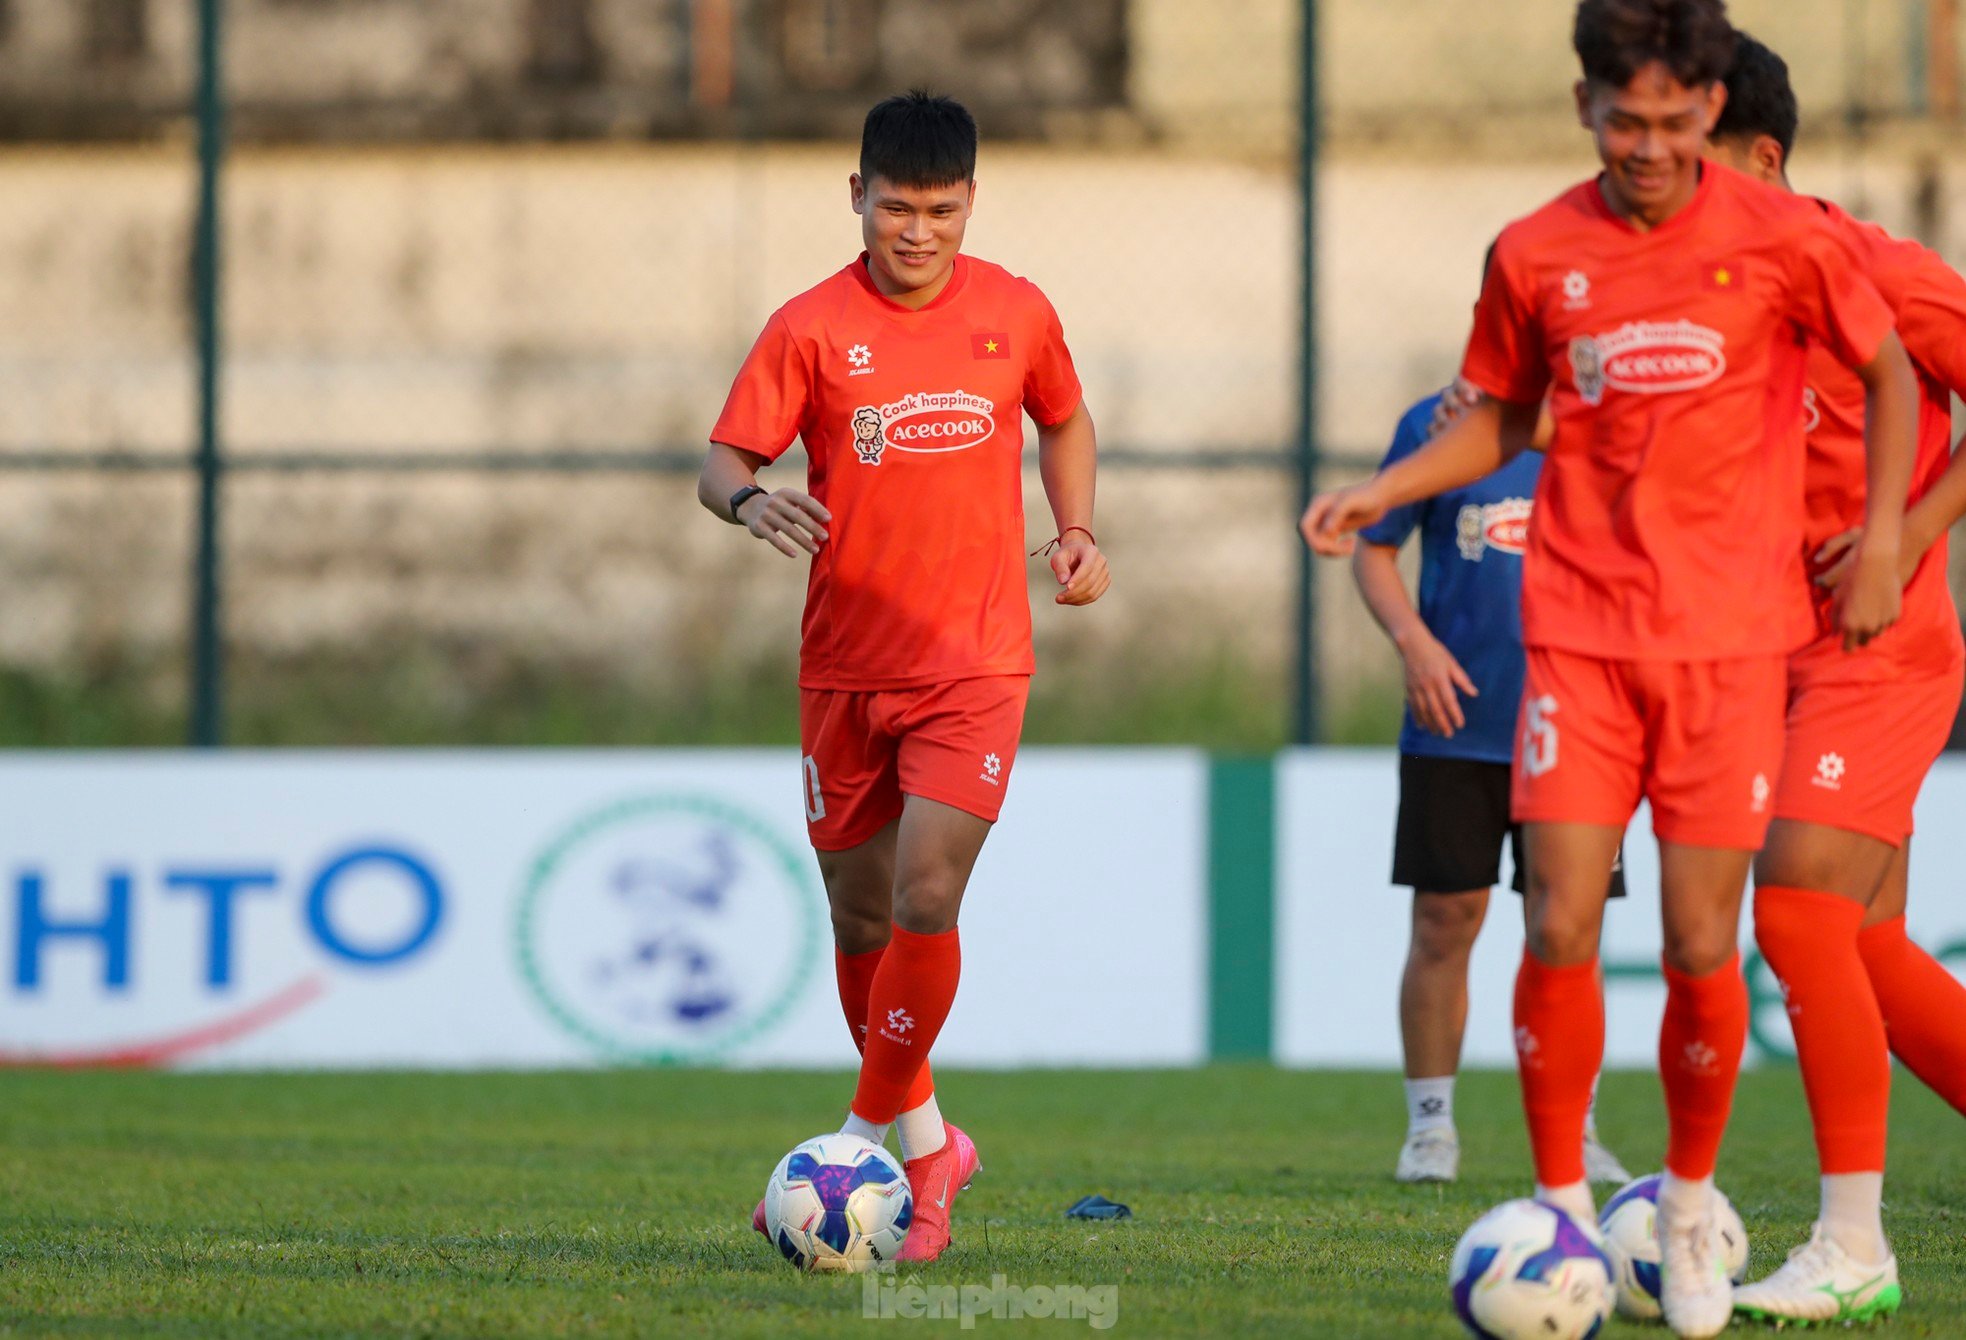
[
  {"left": 1399, "top": 630, "right": 1478, "bottom": 737},
  {"left": 1815, "top": 525, "right": 1921, "bottom": 591},
  {"left": 1300, "top": 481, "right": 1389, "bottom": 557},
  {"left": 1829, "top": 534, "right": 1905, "bottom": 650},
  {"left": 1427, "top": 379, "right": 1484, "bottom": 439},
  {"left": 740, "top": 488, "right": 831, "bottom": 558},
  {"left": 1050, "top": 534, "right": 1110, "bottom": 606}
]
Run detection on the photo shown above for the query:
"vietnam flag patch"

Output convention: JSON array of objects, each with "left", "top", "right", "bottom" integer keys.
[
  {"left": 1702, "top": 260, "right": 1748, "bottom": 292},
  {"left": 971, "top": 332, "right": 1011, "bottom": 359}
]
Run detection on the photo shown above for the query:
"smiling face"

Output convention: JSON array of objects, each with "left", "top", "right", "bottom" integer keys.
[
  {"left": 1575, "top": 60, "right": 1727, "bottom": 228},
  {"left": 851, "top": 173, "right": 974, "bottom": 308}
]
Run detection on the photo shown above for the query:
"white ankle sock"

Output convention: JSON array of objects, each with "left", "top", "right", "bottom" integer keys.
[
  {"left": 896, "top": 1094, "right": 946, "bottom": 1162},
  {"left": 1820, "top": 1173, "right": 1888, "bottom": 1263},
  {"left": 841, "top": 1112, "right": 889, "bottom": 1147},
  {"left": 1657, "top": 1171, "right": 1714, "bottom": 1226},
  {"left": 1537, "top": 1180, "right": 1595, "bottom": 1225},
  {"left": 1404, "top": 1076, "right": 1455, "bottom": 1136}
]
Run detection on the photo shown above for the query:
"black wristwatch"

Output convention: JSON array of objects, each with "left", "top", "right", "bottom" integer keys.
[{"left": 728, "top": 485, "right": 767, "bottom": 523}]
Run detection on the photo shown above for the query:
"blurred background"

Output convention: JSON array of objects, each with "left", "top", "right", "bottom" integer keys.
[{"left": 4, "top": 0, "right": 1963, "bottom": 752}]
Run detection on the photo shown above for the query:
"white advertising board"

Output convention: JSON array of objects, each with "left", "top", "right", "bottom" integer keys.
[
  {"left": 1276, "top": 749, "right": 1966, "bottom": 1068},
  {"left": 0, "top": 750, "right": 1208, "bottom": 1069}
]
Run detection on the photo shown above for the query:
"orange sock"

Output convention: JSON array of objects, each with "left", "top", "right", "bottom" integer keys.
[
  {"left": 1754, "top": 887, "right": 1889, "bottom": 1173},
  {"left": 1859, "top": 915, "right": 1966, "bottom": 1115},
  {"left": 836, "top": 945, "right": 935, "bottom": 1110},
  {"left": 1514, "top": 950, "right": 1603, "bottom": 1188},
  {"left": 1659, "top": 952, "right": 1748, "bottom": 1179},
  {"left": 850, "top": 925, "right": 960, "bottom": 1124}
]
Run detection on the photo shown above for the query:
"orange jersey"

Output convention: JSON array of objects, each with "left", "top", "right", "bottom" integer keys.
[
  {"left": 1788, "top": 202, "right": 1966, "bottom": 685},
  {"left": 712, "top": 254, "right": 1083, "bottom": 691},
  {"left": 1461, "top": 164, "right": 1896, "bottom": 660}
]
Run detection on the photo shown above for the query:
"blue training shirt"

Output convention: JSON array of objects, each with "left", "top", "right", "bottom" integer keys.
[{"left": 1357, "top": 393, "right": 1541, "bottom": 766}]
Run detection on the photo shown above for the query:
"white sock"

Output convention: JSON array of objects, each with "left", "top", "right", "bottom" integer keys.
[
  {"left": 1536, "top": 1179, "right": 1596, "bottom": 1225},
  {"left": 841, "top": 1112, "right": 889, "bottom": 1147},
  {"left": 895, "top": 1093, "right": 947, "bottom": 1162},
  {"left": 1404, "top": 1076, "right": 1455, "bottom": 1136},
  {"left": 1584, "top": 1074, "right": 1601, "bottom": 1140},
  {"left": 1657, "top": 1171, "right": 1715, "bottom": 1226},
  {"left": 1820, "top": 1172, "right": 1888, "bottom": 1263}
]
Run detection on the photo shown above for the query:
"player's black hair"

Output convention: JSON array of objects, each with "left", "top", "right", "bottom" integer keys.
[
  {"left": 1711, "top": 32, "right": 1799, "bottom": 163},
  {"left": 859, "top": 91, "right": 977, "bottom": 189},
  {"left": 1573, "top": 0, "right": 1737, "bottom": 89}
]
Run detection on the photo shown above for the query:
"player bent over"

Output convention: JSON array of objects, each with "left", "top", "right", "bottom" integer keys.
[
  {"left": 700, "top": 91, "right": 1109, "bottom": 1263},
  {"left": 1356, "top": 385, "right": 1629, "bottom": 1185},
  {"left": 1302, "top": 3, "right": 1920, "bottom": 1334},
  {"left": 1706, "top": 35, "right": 1966, "bottom": 1324}
]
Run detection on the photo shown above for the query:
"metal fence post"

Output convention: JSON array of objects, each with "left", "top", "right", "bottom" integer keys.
[
  {"left": 190, "top": 0, "right": 226, "bottom": 746},
  {"left": 1292, "top": 0, "right": 1321, "bottom": 746}
]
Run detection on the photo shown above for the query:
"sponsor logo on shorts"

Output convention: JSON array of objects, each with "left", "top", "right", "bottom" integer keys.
[
  {"left": 1455, "top": 497, "right": 1532, "bottom": 560},
  {"left": 850, "top": 390, "right": 998, "bottom": 465},
  {"left": 1752, "top": 773, "right": 1771, "bottom": 813},
  {"left": 979, "top": 752, "right": 1003, "bottom": 787},
  {"left": 1813, "top": 752, "right": 1846, "bottom": 791},
  {"left": 1570, "top": 320, "right": 1727, "bottom": 406}
]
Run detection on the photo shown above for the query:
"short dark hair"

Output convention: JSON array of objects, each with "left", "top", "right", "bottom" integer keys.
[
  {"left": 1712, "top": 32, "right": 1799, "bottom": 162},
  {"left": 859, "top": 91, "right": 977, "bottom": 189},
  {"left": 1573, "top": 0, "right": 1737, "bottom": 89}
]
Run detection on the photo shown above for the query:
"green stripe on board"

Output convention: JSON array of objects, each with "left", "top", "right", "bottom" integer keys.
[{"left": 1208, "top": 756, "right": 1276, "bottom": 1060}]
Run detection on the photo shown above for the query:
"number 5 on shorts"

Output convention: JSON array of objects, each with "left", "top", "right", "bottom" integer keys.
[{"left": 1522, "top": 695, "right": 1559, "bottom": 778}]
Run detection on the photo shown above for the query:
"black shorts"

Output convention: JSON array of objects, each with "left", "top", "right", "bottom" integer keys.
[{"left": 1392, "top": 754, "right": 1627, "bottom": 898}]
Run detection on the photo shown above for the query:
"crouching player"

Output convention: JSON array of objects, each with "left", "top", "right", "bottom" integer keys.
[
  {"left": 1707, "top": 35, "right": 1966, "bottom": 1324},
  {"left": 1357, "top": 383, "right": 1630, "bottom": 1185},
  {"left": 700, "top": 91, "right": 1109, "bottom": 1262}
]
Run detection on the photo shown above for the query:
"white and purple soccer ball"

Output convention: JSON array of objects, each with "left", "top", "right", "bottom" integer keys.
[
  {"left": 763, "top": 1132, "right": 913, "bottom": 1272},
  {"left": 1596, "top": 1173, "right": 1749, "bottom": 1319},
  {"left": 1449, "top": 1199, "right": 1615, "bottom": 1340}
]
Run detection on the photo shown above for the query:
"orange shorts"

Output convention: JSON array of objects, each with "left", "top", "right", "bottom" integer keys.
[
  {"left": 1512, "top": 648, "right": 1786, "bottom": 849},
  {"left": 1773, "top": 665, "right": 1963, "bottom": 846},
  {"left": 798, "top": 675, "right": 1031, "bottom": 851}
]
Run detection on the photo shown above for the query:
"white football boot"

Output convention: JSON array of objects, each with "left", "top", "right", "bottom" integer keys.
[
  {"left": 1659, "top": 1205, "right": 1735, "bottom": 1338},
  {"left": 1394, "top": 1128, "right": 1459, "bottom": 1183},
  {"left": 1582, "top": 1131, "right": 1632, "bottom": 1185},
  {"left": 1733, "top": 1223, "right": 1902, "bottom": 1326}
]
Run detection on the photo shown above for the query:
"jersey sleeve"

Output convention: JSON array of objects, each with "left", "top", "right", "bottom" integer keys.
[
  {"left": 1894, "top": 245, "right": 1966, "bottom": 397},
  {"left": 709, "top": 312, "right": 811, "bottom": 462},
  {"left": 1459, "top": 237, "right": 1549, "bottom": 405},
  {"left": 1784, "top": 217, "right": 1896, "bottom": 371},
  {"left": 1358, "top": 400, "right": 1435, "bottom": 548},
  {"left": 1021, "top": 286, "right": 1084, "bottom": 427}
]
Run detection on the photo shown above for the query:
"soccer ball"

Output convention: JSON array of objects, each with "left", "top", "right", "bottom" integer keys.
[
  {"left": 1596, "top": 1173, "right": 1749, "bottom": 1319},
  {"left": 762, "top": 1132, "right": 913, "bottom": 1272},
  {"left": 1449, "top": 1199, "right": 1615, "bottom": 1340}
]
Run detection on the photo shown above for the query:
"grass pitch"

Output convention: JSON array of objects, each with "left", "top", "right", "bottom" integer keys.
[{"left": 0, "top": 1068, "right": 1960, "bottom": 1338}]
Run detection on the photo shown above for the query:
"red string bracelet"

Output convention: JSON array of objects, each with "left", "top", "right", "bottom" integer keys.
[{"left": 1030, "top": 525, "right": 1097, "bottom": 557}]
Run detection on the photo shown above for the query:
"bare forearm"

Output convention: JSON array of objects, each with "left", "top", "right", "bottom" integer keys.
[
  {"left": 1858, "top": 335, "right": 1919, "bottom": 551},
  {"left": 1903, "top": 430, "right": 1966, "bottom": 560},
  {"left": 698, "top": 442, "right": 766, "bottom": 523},
  {"left": 1374, "top": 400, "right": 1533, "bottom": 511},
  {"left": 1038, "top": 403, "right": 1097, "bottom": 534},
  {"left": 1352, "top": 544, "right": 1428, "bottom": 651}
]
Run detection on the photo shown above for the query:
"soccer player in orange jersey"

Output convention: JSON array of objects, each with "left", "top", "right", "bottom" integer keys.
[
  {"left": 1300, "top": 3, "right": 1922, "bottom": 1335},
  {"left": 699, "top": 92, "right": 1109, "bottom": 1264},
  {"left": 1703, "top": 35, "right": 1966, "bottom": 1324}
]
